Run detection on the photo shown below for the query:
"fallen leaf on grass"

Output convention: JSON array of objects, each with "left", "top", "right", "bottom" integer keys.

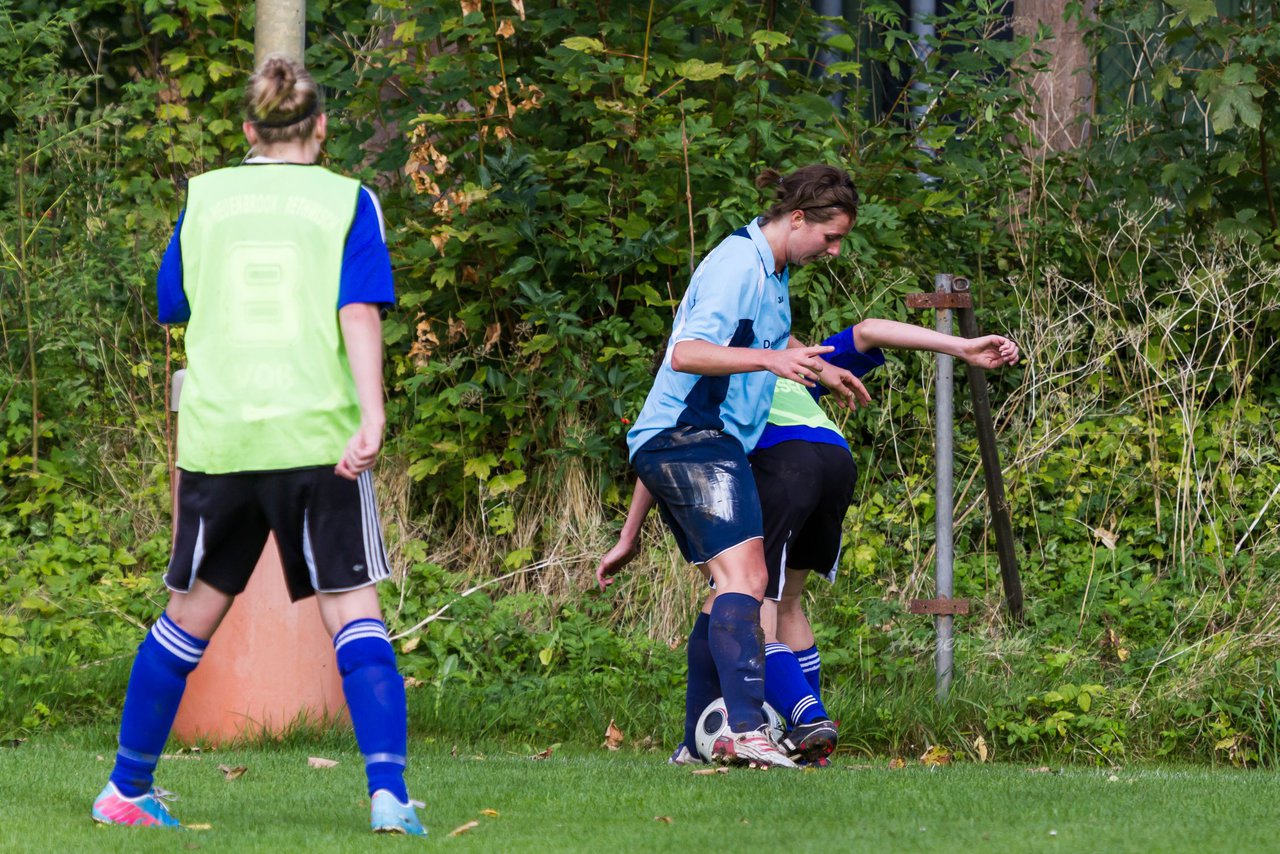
[
  {"left": 449, "top": 820, "right": 480, "bottom": 837},
  {"left": 920, "top": 745, "right": 952, "bottom": 767},
  {"left": 186, "top": 823, "right": 212, "bottom": 830},
  {"left": 974, "top": 735, "right": 989, "bottom": 763},
  {"left": 307, "top": 756, "right": 338, "bottom": 769},
  {"left": 217, "top": 764, "right": 248, "bottom": 781},
  {"left": 1027, "top": 766, "right": 1053, "bottom": 773},
  {"left": 531, "top": 745, "right": 555, "bottom": 760},
  {"left": 602, "top": 719, "right": 624, "bottom": 751},
  {"left": 162, "top": 753, "right": 203, "bottom": 761},
  {"left": 451, "top": 745, "right": 459, "bottom": 758},
  {"left": 654, "top": 816, "right": 673, "bottom": 824},
  {"left": 96, "top": 755, "right": 105, "bottom": 761},
  {"left": 479, "top": 809, "right": 500, "bottom": 817},
  {"left": 691, "top": 767, "right": 729, "bottom": 775},
  {"left": 888, "top": 757, "right": 907, "bottom": 770}
]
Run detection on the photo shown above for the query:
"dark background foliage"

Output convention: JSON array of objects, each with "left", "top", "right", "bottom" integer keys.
[{"left": 2, "top": 0, "right": 1279, "bottom": 766}]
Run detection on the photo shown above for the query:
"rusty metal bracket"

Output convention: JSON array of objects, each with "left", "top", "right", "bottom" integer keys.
[
  {"left": 905, "top": 292, "right": 973, "bottom": 310},
  {"left": 908, "top": 598, "right": 971, "bottom": 616}
]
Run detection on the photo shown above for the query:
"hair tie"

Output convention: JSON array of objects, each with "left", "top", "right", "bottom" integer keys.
[{"left": 254, "top": 101, "right": 319, "bottom": 129}]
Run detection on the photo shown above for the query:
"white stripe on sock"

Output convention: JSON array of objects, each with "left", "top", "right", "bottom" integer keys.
[
  {"left": 334, "top": 621, "right": 390, "bottom": 652},
  {"left": 152, "top": 618, "right": 203, "bottom": 664},
  {"left": 791, "top": 696, "right": 818, "bottom": 722}
]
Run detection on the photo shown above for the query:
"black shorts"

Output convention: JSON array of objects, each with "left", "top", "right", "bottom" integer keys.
[
  {"left": 749, "top": 440, "right": 858, "bottom": 600},
  {"left": 164, "top": 467, "right": 393, "bottom": 602}
]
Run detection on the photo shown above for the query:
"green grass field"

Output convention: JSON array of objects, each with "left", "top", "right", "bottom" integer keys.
[{"left": 2, "top": 730, "right": 1276, "bottom": 853}]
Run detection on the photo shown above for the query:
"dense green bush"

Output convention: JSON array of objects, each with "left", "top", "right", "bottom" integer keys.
[{"left": 3, "top": 0, "right": 1280, "bottom": 769}]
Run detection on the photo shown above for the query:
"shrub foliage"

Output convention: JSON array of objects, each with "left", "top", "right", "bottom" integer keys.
[{"left": 2, "top": 0, "right": 1279, "bottom": 767}]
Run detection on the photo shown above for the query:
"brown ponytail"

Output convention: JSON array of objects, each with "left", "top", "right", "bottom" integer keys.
[
  {"left": 756, "top": 165, "right": 858, "bottom": 226},
  {"left": 244, "top": 54, "right": 323, "bottom": 145}
]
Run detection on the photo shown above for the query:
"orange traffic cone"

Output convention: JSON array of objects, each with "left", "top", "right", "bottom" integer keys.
[{"left": 167, "top": 370, "right": 349, "bottom": 745}]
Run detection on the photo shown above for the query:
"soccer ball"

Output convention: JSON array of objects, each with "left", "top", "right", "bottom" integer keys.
[{"left": 693, "top": 697, "right": 785, "bottom": 763}]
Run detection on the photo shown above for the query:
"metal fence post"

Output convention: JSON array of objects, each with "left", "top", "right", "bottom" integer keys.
[{"left": 934, "top": 273, "right": 955, "bottom": 700}]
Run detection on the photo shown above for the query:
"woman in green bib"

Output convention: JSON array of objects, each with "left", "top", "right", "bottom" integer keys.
[{"left": 93, "top": 56, "right": 427, "bottom": 836}]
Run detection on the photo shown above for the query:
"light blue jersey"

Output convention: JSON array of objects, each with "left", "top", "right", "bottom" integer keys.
[{"left": 627, "top": 218, "right": 792, "bottom": 458}]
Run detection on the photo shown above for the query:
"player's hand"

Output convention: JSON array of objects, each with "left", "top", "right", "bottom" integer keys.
[
  {"left": 814, "top": 360, "right": 872, "bottom": 410},
  {"left": 335, "top": 420, "right": 384, "bottom": 480},
  {"left": 960, "top": 335, "right": 1020, "bottom": 370},
  {"left": 766, "top": 345, "right": 835, "bottom": 388},
  {"left": 596, "top": 538, "right": 639, "bottom": 590}
]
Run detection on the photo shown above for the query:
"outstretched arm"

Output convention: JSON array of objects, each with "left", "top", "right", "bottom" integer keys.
[
  {"left": 670, "top": 339, "right": 840, "bottom": 388},
  {"left": 335, "top": 303, "right": 386, "bottom": 480},
  {"left": 596, "top": 480, "right": 656, "bottom": 590},
  {"left": 853, "top": 318, "right": 1019, "bottom": 369},
  {"left": 786, "top": 335, "right": 872, "bottom": 410}
]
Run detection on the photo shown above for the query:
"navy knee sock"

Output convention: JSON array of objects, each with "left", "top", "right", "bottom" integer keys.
[
  {"left": 796, "top": 643, "right": 822, "bottom": 698},
  {"left": 764, "top": 643, "right": 829, "bottom": 726},
  {"left": 110, "top": 614, "right": 208, "bottom": 797},
  {"left": 334, "top": 619, "right": 409, "bottom": 801},
  {"left": 707, "top": 593, "right": 766, "bottom": 733},
  {"left": 682, "top": 612, "right": 718, "bottom": 752}
]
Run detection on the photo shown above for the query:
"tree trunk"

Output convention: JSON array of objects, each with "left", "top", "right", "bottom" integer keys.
[{"left": 1011, "top": 0, "right": 1096, "bottom": 152}]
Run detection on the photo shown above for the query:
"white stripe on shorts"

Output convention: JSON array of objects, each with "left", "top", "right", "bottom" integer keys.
[
  {"left": 357, "top": 471, "right": 392, "bottom": 582},
  {"left": 302, "top": 508, "right": 320, "bottom": 591}
]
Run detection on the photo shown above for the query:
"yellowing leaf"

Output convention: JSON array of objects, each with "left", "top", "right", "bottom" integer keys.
[
  {"left": 510, "top": 0, "right": 526, "bottom": 19},
  {"left": 562, "top": 36, "right": 605, "bottom": 54},
  {"left": 1092, "top": 526, "right": 1118, "bottom": 550},
  {"left": 920, "top": 745, "right": 952, "bottom": 767},
  {"left": 460, "top": 0, "right": 481, "bottom": 15},
  {"left": 400, "top": 635, "right": 421, "bottom": 654},
  {"left": 307, "top": 756, "right": 338, "bottom": 769},
  {"left": 691, "top": 766, "right": 729, "bottom": 775},
  {"left": 602, "top": 719, "right": 624, "bottom": 751},
  {"left": 496, "top": 19, "right": 515, "bottom": 39},
  {"left": 888, "top": 757, "right": 907, "bottom": 770},
  {"left": 186, "top": 823, "right": 213, "bottom": 830},
  {"left": 538, "top": 646, "right": 553, "bottom": 666},
  {"left": 974, "top": 735, "right": 989, "bottom": 763},
  {"left": 675, "top": 59, "right": 729, "bottom": 81},
  {"left": 479, "top": 809, "right": 500, "bottom": 817},
  {"left": 217, "top": 763, "right": 248, "bottom": 781},
  {"left": 449, "top": 820, "right": 480, "bottom": 837}
]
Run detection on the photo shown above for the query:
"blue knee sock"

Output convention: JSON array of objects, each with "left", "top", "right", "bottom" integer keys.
[
  {"left": 764, "top": 643, "right": 829, "bottom": 726},
  {"left": 796, "top": 643, "right": 822, "bottom": 697},
  {"left": 110, "top": 614, "right": 208, "bottom": 797},
  {"left": 682, "top": 612, "right": 718, "bottom": 752},
  {"left": 334, "top": 619, "right": 409, "bottom": 801},
  {"left": 707, "top": 593, "right": 766, "bottom": 733}
]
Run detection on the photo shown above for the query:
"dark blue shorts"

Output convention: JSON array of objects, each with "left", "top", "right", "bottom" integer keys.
[{"left": 631, "top": 427, "right": 763, "bottom": 565}]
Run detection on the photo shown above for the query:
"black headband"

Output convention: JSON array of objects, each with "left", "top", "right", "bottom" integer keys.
[{"left": 253, "top": 101, "right": 320, "bottom": 129}]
